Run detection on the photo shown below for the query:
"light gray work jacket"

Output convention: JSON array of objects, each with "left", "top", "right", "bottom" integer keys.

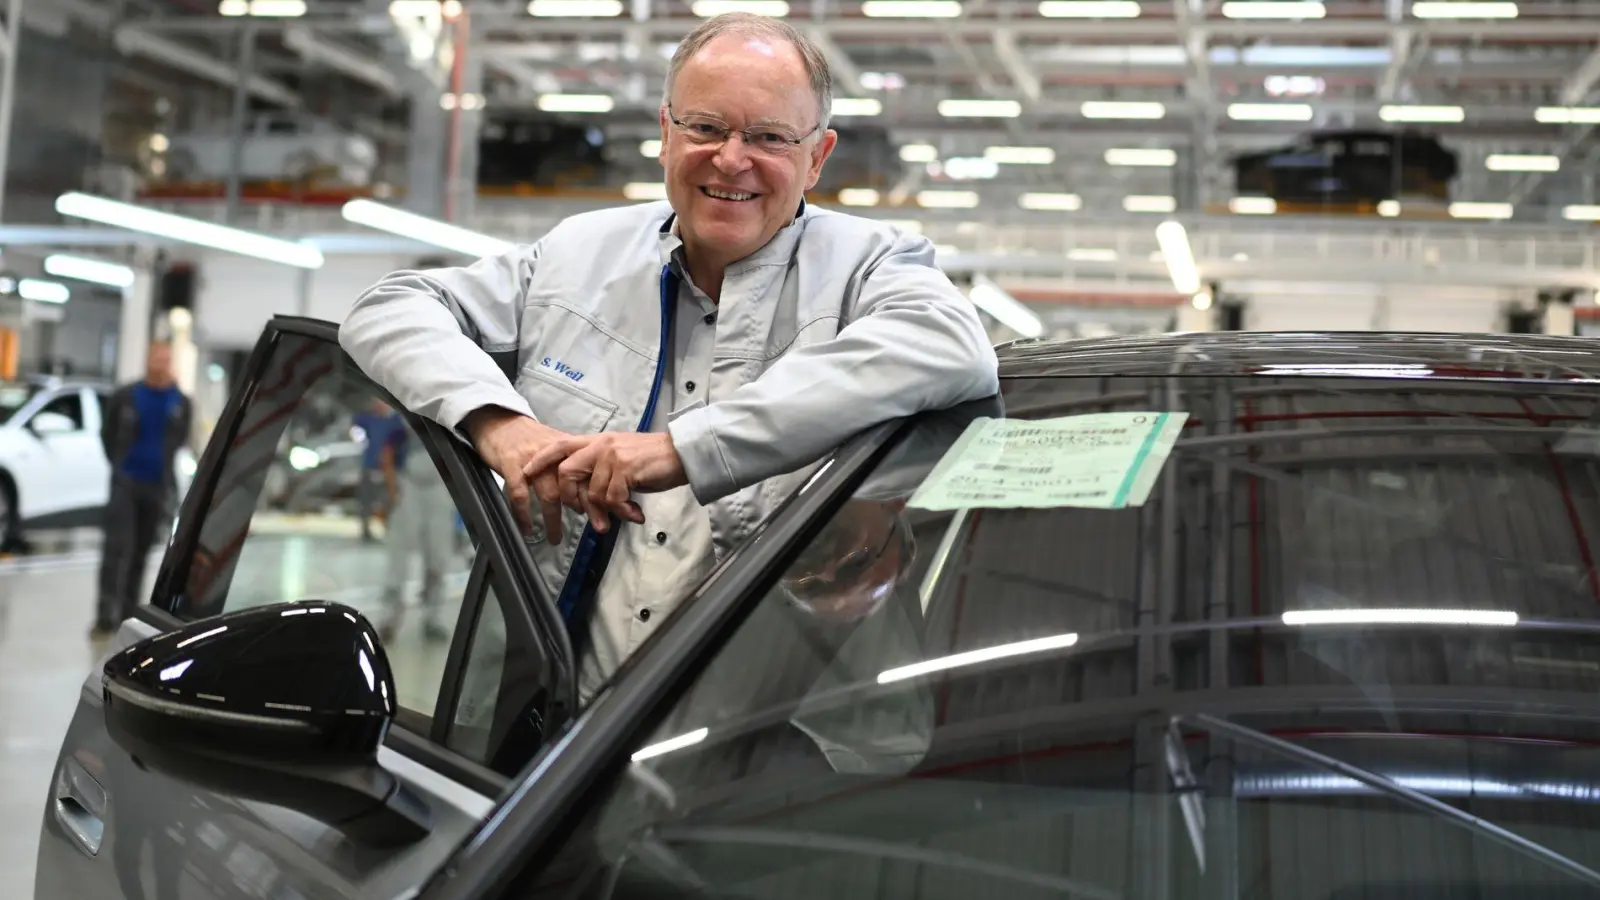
[{"left": 338, "top": 199, "right": 1000, "bottom": 603}]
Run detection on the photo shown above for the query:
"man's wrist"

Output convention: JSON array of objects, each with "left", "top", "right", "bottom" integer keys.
[{"left": 463, "top": 405, "right": 531, "bottom": 446}]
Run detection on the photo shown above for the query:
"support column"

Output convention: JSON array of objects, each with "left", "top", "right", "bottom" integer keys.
[
  {"left": 0, "top": 0, "right": 25, "bottom": 224},
  {"left": 224, "top": 23, "right": 258, "bottom": 224},
  {"left": 1543, "top": 290, "right": 1578, "bottom": 336},
  {"left": 406, "top": 77, "right": 449, "bottom": 218},
  {"left": 117, "top": 253, "right": 155, "bottom": 384},
  {"left": 445, "top": 35, "right": 485, "bottom": 225}
]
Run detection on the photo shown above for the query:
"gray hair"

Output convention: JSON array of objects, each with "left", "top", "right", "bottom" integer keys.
[{"left": 662, "top": 12, "right": 834, "bottom": 133}]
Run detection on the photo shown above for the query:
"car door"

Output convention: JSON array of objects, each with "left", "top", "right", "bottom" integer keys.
[
  {"left": 12, "top": 387, "right": 97, "bottom": 522},
  {"left": 35, "top": 318, "right": 576, "bottom": 900}
]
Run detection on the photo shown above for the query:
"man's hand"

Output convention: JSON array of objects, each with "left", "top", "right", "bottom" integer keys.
[
  {"left": 521, "top": 432, "right": 688, "bottom": 534},
  {"left": 464, "top": 407, "right": 573, "bottom": 543}
]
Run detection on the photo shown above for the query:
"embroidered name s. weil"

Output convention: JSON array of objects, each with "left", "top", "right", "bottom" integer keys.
[{"left": 541, "top": 357, "right": 584, "bottom": 382}]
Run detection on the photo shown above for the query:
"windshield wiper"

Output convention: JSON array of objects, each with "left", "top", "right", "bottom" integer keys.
[
  {"left": 651, "top": 825, "right": 1122, "bottom": 900},
  {"left": 1181, "top": 713, "right": 1600, "bottom": 890}
]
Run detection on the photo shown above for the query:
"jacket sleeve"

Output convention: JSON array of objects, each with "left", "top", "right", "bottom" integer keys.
[
  {"left": 667, "top": 232, "right": 1000, "bottom": 504},
  {"left": 339, "top": 243, "right": 542, "bottom": 437}
]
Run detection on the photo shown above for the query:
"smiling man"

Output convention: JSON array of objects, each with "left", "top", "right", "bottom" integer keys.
[{"left": 340, "top": 13, "right": 998, "bottom": 700}]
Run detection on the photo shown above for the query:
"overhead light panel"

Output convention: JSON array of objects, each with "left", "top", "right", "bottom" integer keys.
[
  {"left": 1155, "top": 219, "right": 1200, "bottom": 294},
  {"left": 341, "top": 199, "right": 512, "bottom": 257},
  {"left": 691, "top": 0, "right": 789, "bottom": 12},
  {"left": 916, "top": 190, "right": 980, "bottom": 208},
  {"left": 1536, "top": 107, "right": 1600, "bottom": 124},
  {"left": 1019, "top": 192, "right": 1082, "bottom": 211},
  {"left": 861, "top": 0, "right": 963, "bottom": 15},
  {"left": 1067, "top": 248, "right": 1118, "bottom": 262},
  {"left": 1485, "top": 154, "right": 1559, "bottom": 172},
  {"left": 1411, "top": 1, "right": 1517, "bottom": 17},
  {"left": 984, "top": 146, "right": 1056, "bottom": 165},
  {"left": 1283, "top": 608, "right": 1517, "bottom": 627},
  {"left": 1377, "top": 199, "right": 1401, "bottom": 217},
  {"left": 1449, "top": 201, "right": 1512, "bottom": 219},
  {"left": 1081, "top": 100, "right": 1165, "bottom": 119},
  {"left": 1221, "top": 1, "right": 1324, "bottom": 17},
  {"left": 44, "top": 254, "right": 136, "bottom": 288},
  {"left": 1228, "top": 102, "right": 1314, "bottom": 121},
  {"left": 1125, "top": 194, "right": 1177, "bottom": 213},
  {"left": 837, "top": 188, "right": 880, "bottom": 206},
  {"left": 1229, "top": 196, "right": 1278, "bottom": 215},
  {"left": 1038, "top": 0, "right": 1140, "bottom": 15},
  {"left": 219, "top": 0, "right": 307, "bottom": 15},
  {"left": 19, "top": 279, "right": 69, "bottom": 304},
  {"left": 899, "top": 143, "right": 939, "bottom": 162},
  {"left": 832, "top": 97, "right": 883, "bottom": 117},
  {"left": 527, "top": 0, "right": 623, "bottom": 13},
  {"left": 967, "top": 274, "right": 1045, "bottom": 339},
  {"left": 57, "top": 192, "right": 324, "bottom": 268},
  {"left": 1563, "top": 205, "right": 1600, "bottom": 221},
  {"left": 639, "top": 139, "right": 662, "bottom": 156},
  {"left": 623, "top": 182, "right": 668, "bottom": 200},
  {"left": 1379, "top": 104, "right": 1464, "bottom": 123},
  {"left": 938, "top": 99, "right": 1022, "bottom": 118},
  {"left": 536, "top": 93, "right": 615, "bottom": 113},
  {"left": 940, "top": 157, "right": 1000, "bottom": 179},
  {"left": 1105, "top": 147, "right": 1177, "bottom": 167}
]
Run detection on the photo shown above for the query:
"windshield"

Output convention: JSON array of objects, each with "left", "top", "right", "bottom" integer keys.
[{"left": 522, "top": 373, "right": 1600, "bottom": 900}]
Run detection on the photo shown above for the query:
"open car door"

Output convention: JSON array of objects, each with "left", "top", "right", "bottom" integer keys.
[{"left": 35, "top": 317, "right": 575, "bottom": 900}]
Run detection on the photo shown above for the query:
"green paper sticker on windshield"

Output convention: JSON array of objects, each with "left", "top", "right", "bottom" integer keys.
[{"left": 906, "top": 412, "right": 1190, "bottom": 512}]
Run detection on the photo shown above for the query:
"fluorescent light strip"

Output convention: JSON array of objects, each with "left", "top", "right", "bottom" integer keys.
[
  {"left": 631, "top": 727, "right": 709, "bottom": 762},
  {"left": 879, "top": 631, "right": 1076, "bottom": 684},
  {"left": 536, "top": 93, "right": 614, "bottom": 113},
  {"left": 984, "top": 145, "right": 1055, "bottom": 165},
  {"left": 1449, "top": 201, "right": 1513, "bottom": 219},
  {"left": 861, "top": 0, "right": 963, "bottom": 15},
  {"left": 1068, "top": 248, "right": 1117, "bottom": 262},
  {"left": 639, "top": 139, "right": 661, "bottom": 157},
  {"left": 832, "top": 97, "right": 883, "bottom": 116},
  {"left": 1125, "top": 194, "right": 1177, "bottom": 213},
  {"left": 1019, "top": 192, "right": 1082, "bottom": 211},
  {"left": 1377, "top": 199, "right": 1401, "bottom": 217},
  {"left": 57, "top": 192, "right": 324, "bottom": 269},
  {"left": 1228, "top": 102, "right": 1314, "bottom": 122},
  {"left": 1379, "top": 104, "right": 1464, "bottom": 123},
  {"left": 916, "top": 189, "right": 980, "bottom": 208},
  {"left": 1282, "top": 608, "right": 1517, "bottom": 627},
  {"left": 837, "top": 188, "right": 880, "bottom": 206},
  {"left": 1563, "top": 205, "right": 1600, "bottom": 221},
  {"left": 527, "top": 0, "right": 623, "bottom": 13},
  {"left": 18, "top": 279, "right": 69, "bottom": 304},
  {"left": 1105, "top": 147, "right": 1176, "bottom": 167},
  {"left": 1221, "top": 0, "right": 1324, "bottom": 17},
  {"left": 220, "top": 0, "right": 308, "bottom": 15},
  {"left": 1229, "top": 196, "right": 1278, "bottom": 215},
  {"left": 1081, "top": 100, "right": 1165, "bottom": 119},
  {"left": 938, "top": 99, "right": 1022, "bottom": 118},
  {"left": 1485, "top": 153, "right": 1559, "bottom": 172},
  {"left": 1156, "top": 219, "right": 1200, "bottom": 294},
  {"left": 1536, "top": 106, "right": 1600, "bottom": 124},
  {"left": 899, "top": 143, "right": 939, "bottom": 162},
  {"left": 1411, "top": 0, "right": 1517, "bottom": 17},
  {"left": 691, "top": 0, "right": 789, "bottom": 12},
  {"left": 1038, "top": 0, "right": 1140, "bottom": 15},
  {"left": 44, "top": 253, "right": 136, "bottom": 288},
  {"left": 342, "top": 199, "right": 512, "bottom": 257},
  {"left": 623, "top": 182, "right": 668, "bottom": 200}
]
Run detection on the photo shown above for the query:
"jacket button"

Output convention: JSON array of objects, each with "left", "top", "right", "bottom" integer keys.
[
  {"left": 684, "top": 381, "right": 696, "bottom": 394},
  {"left": 703, "top": 313, "right": 715, "bottom": 326},
  {"left": 655, "top": 531, "right": 667, "bottom": 544},
  {"left": 638, "top": 608, "right": 650, "bottom": 622}
]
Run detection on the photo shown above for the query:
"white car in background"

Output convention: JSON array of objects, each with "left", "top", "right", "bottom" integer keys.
[
  {"left": 0, "top": 377, "right": 195, "bottom": 549},
  {"left": 163, "top": 113, "right": 379, "bottom": 186}
]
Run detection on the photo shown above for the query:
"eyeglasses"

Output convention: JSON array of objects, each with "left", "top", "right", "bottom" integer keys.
[
  {"left": 667, "top": 107, "right": 818, "bottom": 156},
  {"left": 780, "top": 518, "right": 901, "bottom": 607}
]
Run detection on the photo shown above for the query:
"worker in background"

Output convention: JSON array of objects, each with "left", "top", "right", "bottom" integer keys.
[
  {"left": 92, "top": 341, "right": 193, "bottom": 638},
  {"left": 353, "top": 397, "right": 402, "bottom": 542},
  {"left": 339, "top": 12, "right": 1000, "bottom": 702},
  {"left": 375, "top": 421, "right": 457, "bottom": 643}
]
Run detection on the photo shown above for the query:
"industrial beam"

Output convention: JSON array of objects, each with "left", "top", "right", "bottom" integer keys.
[
  {"left": 113, "top": 27, "right": 300, "bottom": 107},
  {"left": 992, "top": 29, "right": 1040, "bottom": 104},
  {"left": 1378, "top": 28, "right": 1412, "bottom": 101},
  {"left": 283, "top": 25, "right": 403, "bottom": 97},
  {"left": 808, "top": 27, "right": 864, "bottom": 98},
  {"left": 1561, "top": 41, "right": 1600, "bottom": 105}
]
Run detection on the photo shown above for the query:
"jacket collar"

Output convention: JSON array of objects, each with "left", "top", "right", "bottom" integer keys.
[{"left": 657, "top": 199, "right": 809, "bottom": 275}]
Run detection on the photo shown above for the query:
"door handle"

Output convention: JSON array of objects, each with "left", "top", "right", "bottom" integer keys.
[{"left": 53, "top": 758, "right": 107, "bottom": 856}]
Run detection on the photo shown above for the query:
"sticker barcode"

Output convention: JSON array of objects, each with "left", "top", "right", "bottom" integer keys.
[{"left": 971, "top": 463, "right": 1053, "bottom": 475}]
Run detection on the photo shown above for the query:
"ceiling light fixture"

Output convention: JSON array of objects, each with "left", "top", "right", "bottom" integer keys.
[
  {"left": 899, "top": 143, "right": 939, "bottom": 162},
  {"left": 1080, "top": 100, "right": 1166, "bottom": 119},
  {"left": 57, "top": 192, "right": 324, "bottom": 268},
  {"left": 938, "top": 99, "right": 1023, "bottom": 117},
  {"left": 1229, "top": 196, "right": 1278, "bottom": 215},
  {"left": 1104, "top": 147, "right": 1177, "bottom": 167},
  {"left": 831, "top": 97, "right": 883, "bottom": 116},
  {"left": 1019, "top": 192, "right": 1082, "bottom": 211},
  {"left": 1563, "top": 205, "right": 1600, "bottom": 221},
  {"left": 219, "top": 0, "right": 307, "bottom": 15},
  {"left": 1156, "top": 219, "right": 1200, "bottom": 294},
  {"left": 1220, "top": 1, "right": 1324, "bottom": 17},
  {"left": 984, "top": 146, "right": 1055, "bottom": 164},
  {"left": 1125, "top": 194, "right": 1178, "bottom": 213},
  {"left": 861, "top": 0, "right": 963, "bottom": 15},
  {"left": 1038, "top": 0, "right": 1140, "bottom": 14},
  {"left": 1411, "top": 1, "right": 1517, "bottom": 17},
  {"left": 1449, "top": 201, "right": 1513, "bottom": 219},
  {"left": 341, "top": 199, "right": 512, "bottom": 257},
  {"left": 690, "top": 0, "right": 789, "bottom": 13},
  {"left": 527, "top": 0, "right": 624, "bottom": 13},
  {"left": 1536, "top": 107, "right": 1600, "bottom": 124},
  {"left": 836, "top": 188, "right": 880, "bottom": 206},
  {"left": 18, "top": 279, "right": 69, "bottom": 304},
  {"left": 44, "top": 253, "right": 136, "bottom": 288},
  {"left": 535, "top": 93, "right": 615, "bottom": 113},
  {"left": 1485, "top": 153, "right": 1559, "bottom": 172},
  {"left": 1068, "top": 248, "right": 1118, "bottom": 262},
  {"left": 1227, "top": 102, "right": 1314, "bottom": 121},
  {"left": 1379, "top": 104, "right": 1465, "bottom": 123},
  {"left": 639, "top": 139, "right": 662, "bottom": 157},
  {"left": 916, "top": 189, "right": 981, "bottom": 208},
  {"left": 622, "top": 182, "right": 668, "bottom": 200}
]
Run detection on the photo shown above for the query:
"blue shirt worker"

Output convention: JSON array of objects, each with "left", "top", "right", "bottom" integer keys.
[
  {"left": 353, "top": 399, "right": 402, "bottom": 542},
  {"left": 93, "top": 340, "right": 193, "bottom": 638},
  {"left": 340, "top": 13, "right": 1000, "bottom": 702}
]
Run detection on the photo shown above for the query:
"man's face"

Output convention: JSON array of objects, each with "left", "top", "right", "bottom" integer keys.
[
  {"left": 659, "top": 32, "right": 837, "bottom": 268},
  {"left": 145, "top": 344, "right": 174, "bottom": 388}
]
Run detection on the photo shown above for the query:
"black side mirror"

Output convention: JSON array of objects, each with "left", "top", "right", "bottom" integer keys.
[{"left": 102, "top": 601, "right": 432, "bottom": 847}]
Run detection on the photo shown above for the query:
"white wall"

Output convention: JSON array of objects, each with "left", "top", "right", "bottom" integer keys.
[
  {"left": 192, "top": 252, "right": 412, "bottom": 349},
  {"left": 1236, "top": 281, "right": 1518, "bottom": 333}
]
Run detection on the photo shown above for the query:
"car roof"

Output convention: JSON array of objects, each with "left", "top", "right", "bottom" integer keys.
[{"left": 996, "top": 331, "right": 1600, "bottom": 381}]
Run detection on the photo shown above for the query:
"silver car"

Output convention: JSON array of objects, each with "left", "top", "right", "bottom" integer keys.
[{"left": 36, "top": 320, "right": 1600, "bottom": 899}]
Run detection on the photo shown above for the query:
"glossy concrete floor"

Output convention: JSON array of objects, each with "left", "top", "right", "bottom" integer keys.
[{"left": 2, "top": 522, "right": 469, "bottom": 900}]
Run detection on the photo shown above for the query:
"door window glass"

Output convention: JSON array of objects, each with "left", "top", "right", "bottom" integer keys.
[
  {"left": 35, "top": 391, "right": 85, "bottom": 430},
  {"left": 168, "top": 334, "right": 474, "bottom": 728},
  {"left": 448, "top": 580, "right": 551, "bottom": 777}
]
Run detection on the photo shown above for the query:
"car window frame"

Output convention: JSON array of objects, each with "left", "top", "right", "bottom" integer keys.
[
  {"left": 133, "top": 316, "right": 576, "bottom": 798},
  {"left": 412, "top": 412, "right": 911, "bottom": 900}
]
